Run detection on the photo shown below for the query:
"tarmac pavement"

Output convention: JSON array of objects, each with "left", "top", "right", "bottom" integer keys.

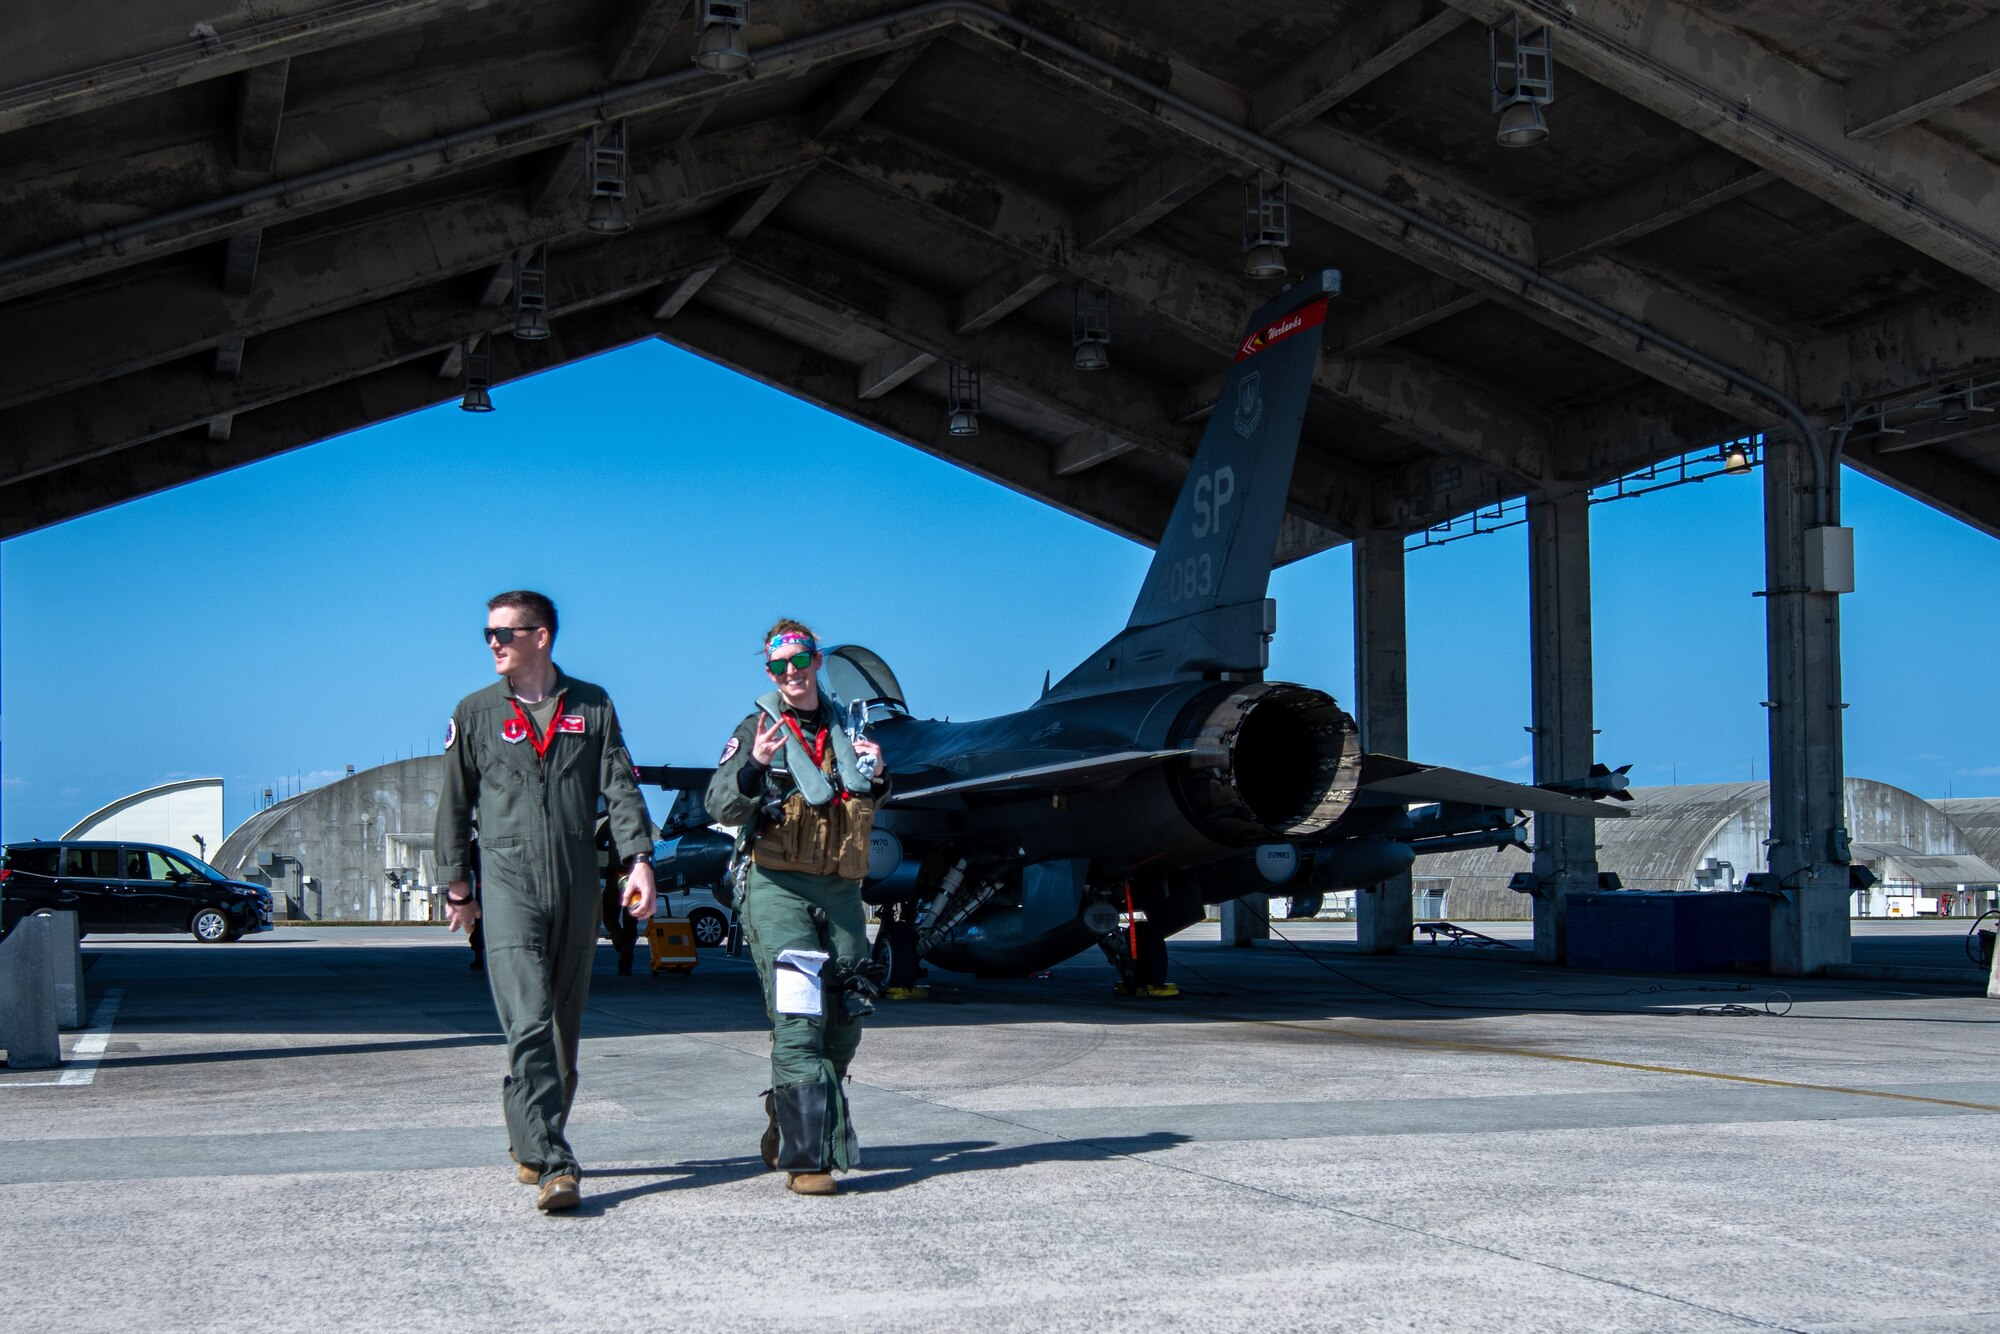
[{"left": 2, "top": 921, "right": 1996, "bottom": 1332}]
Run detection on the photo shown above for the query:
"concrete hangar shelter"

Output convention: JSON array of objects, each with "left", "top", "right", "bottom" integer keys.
[{"left": 6, "top": 1, "right": 2000, "bottom": 977}]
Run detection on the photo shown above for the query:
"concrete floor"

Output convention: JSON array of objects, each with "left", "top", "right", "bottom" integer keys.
[{"left": 3, "top": 922, "right": 1996, "bottom": 1333}]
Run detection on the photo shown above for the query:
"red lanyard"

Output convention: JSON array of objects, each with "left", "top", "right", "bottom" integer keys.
[
  {"left": 509, "top": 692, "right": 567, "bottom": 759},
  {"left": 781, "top": 712, "right": 828, "bottom": 767}
]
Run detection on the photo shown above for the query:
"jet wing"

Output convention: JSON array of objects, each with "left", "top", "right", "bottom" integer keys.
[
  {"left": 887, "top": 748, "right": 1194, "bottom": 807},
  {"left": 1357, "top": 755, "right": 1632, "bottom": 818},
  {"left": 633, "top": 765, "right": 717, "bottom": 792}
]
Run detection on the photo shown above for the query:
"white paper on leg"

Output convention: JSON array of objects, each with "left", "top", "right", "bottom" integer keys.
[{"left": 773, "top": 948, "right": 830, "bottom": 1016}]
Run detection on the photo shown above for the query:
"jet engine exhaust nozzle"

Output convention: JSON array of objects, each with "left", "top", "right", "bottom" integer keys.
[{"left": 1177, "top": 682, "right": 1361, "bottom": 844}]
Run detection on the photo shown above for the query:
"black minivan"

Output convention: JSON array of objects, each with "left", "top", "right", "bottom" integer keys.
[{"left": 0, "top": 840, "right": 273, "bottom": 943}]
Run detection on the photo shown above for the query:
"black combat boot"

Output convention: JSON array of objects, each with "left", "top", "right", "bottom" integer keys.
[{"left": 772, "top": 1081, "right": 837, "bottom": 1195}]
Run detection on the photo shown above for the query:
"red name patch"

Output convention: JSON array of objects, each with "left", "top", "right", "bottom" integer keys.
[
  {"left": 557, "top": 714, "right": 586, "bottom": 733},
  {"left": 1235, "top": 296, "right": 1329, "bottom": 362}
]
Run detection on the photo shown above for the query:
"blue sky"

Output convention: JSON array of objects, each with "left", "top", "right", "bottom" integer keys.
[{"left": 5, "top": 336, "right": 1998, "bottom": 843}]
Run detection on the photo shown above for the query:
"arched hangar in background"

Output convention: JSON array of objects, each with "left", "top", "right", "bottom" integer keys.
[
  {"left": 61, "top": 777, "right": 225, "bottom": 863},
  {"left": 1415, "top": 780, "right": 2000, "bottom": 921},
  {"left": 212, "top": 758, "right": 444, "bottom": 921}
]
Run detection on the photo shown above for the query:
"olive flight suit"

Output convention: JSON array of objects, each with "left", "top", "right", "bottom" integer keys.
[
  {"left": 706, "top": 698, "right": 883, "bottom": 1174},
  {"left": 436, "top": 668, "right": 653, "bottom": 1184}
]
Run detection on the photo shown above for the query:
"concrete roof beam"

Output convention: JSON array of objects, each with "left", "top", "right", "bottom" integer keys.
[
  {"left": 1074, "top": 155, "right": 1225, "bottom": 254},
  {"left": 723, "top": 172, "right": 811, "bottom": 241},
  {"left": 856, "top": 342, "right": 936, "bottom": 400},
  {"left": 1069, "top": 1, "right": 1463, "bottom": 251},
  {"left": 0, "top": 0, "right": 479, "bottom": 136},
  {"left": 727, "top": 232, "right": 1195, "bottom": 458},
  {"left": 601, "top": 0, "right": 692, "bottom": 83},
  {"left": 233, "top": 58, "right": 291, "bottom": 178},
  {"left": 955, "top": 264, "right": 1059, "bottom": 335},
  {"left": 724, "top": 228, "right": 1361, "bottom": 534},
  {"left": 652, "top": 259, "right": 726, "bottom": 319},
  {"left": 1251, "top": 0, "right": 1467, "bottom": 138},
  {"left": 656, "top": 305, "right": 1179, "bottom": 548},
  {"left": 1323, "top": 353, "right": 1549, "bottom": 487},
  {"left": 0, "top": 226, "right": 733, "bottom": 485},
  {"left": 1846, "top": 432, "right": 2000, "bottom": 538},
  {"left": 1535, "top": 145, "right": 1773, "bottom": 269},
  {"left": 1842, "top": 13, "right": 2000, "bottom": 141},
  {"left": 1328, "top": 275, "right": 1483, "bottom": 355},
  {"left": 1441, "top": 0, "right": 2000, "bottom": 291},
  {"left": 0, "top": 14, "right": 938, "bottom": 305},
  {"left": 1552, "top": 384, "right": 1752, "bottom": 482},
  {"left": 810, "top": 41, "right": 931, "bottom": 141},
  {"left": 0, "top": 299, "right": 666, "bottom": 541},
  {"left": 0, "top": 120, "right": 813, "bottom": 411},
  {"left": 1054, "top": 428, "right": 1138, "bottom": 477},
  {"left": 528, "top": 140, "right": 593, "bottom": 218},
  {"left": 1798, "top": 287, "right": 2000, "bottom": 408},
  {"left": 826, "top": 125, "right": 1542, "bottom": 488}
]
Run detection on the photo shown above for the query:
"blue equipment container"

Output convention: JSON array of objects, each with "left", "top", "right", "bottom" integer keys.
[{"left": 1566, "top": 891, "right": 1770, "bottom": 972}]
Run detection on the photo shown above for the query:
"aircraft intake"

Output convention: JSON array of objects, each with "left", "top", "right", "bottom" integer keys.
[{"left": 1175, "top": 682, "right": 1362, "bottom": 844}]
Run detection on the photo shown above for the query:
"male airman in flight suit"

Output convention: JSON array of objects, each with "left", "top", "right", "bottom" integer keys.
[{"left": 436, "top": 589, "right": 656, "bottom": 1213}]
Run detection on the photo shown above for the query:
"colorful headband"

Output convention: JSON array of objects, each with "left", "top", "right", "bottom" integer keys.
[{"left": 768, "top": 632, "right": 816, "bottom": 653}]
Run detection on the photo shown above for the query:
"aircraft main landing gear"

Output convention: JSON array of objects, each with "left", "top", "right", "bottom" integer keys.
[
  {"left": 1098, "top": 881, "right": 1183, "bottom": 999},
  {"left": 872, "top": 900, "right": 929, "bottom": 1000}
]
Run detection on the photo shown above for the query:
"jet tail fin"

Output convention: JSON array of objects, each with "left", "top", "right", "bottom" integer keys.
[{"left": 1046, "top": 270, "right": 1339, "bottom": 702}]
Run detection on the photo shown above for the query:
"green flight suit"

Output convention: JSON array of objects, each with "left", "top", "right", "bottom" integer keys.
[
  {"left": 706, "top": 702, "right": 883, "bottom": 1172},
  {"left": 436, "top": 668, "right": 652, "bottom": 1184}
]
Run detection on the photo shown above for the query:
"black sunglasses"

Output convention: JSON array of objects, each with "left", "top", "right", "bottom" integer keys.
[
  {"left": 765, "top": 651, "right": 815, "bottom": 677},
  {"left": 484, "top": 625, "right": 542, "bottom": 645}
]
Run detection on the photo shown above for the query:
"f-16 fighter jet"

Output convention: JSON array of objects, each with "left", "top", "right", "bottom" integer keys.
[{"left": 647, "top": 269, "right": 1626, "bottom": 994}]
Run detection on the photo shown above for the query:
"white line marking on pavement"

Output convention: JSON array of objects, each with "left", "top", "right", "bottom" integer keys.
[{"left": 0, "top": 989, "right": 123, "bottom": 1088}]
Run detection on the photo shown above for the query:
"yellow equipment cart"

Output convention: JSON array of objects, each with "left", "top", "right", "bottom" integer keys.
[{"left": 646, "top": 917, "right": 699, "bottom": 976}]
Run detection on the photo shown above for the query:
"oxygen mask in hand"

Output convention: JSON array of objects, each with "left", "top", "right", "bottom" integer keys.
[{"left": 830, "top": 957, "right": 889, "bottom": 1020}]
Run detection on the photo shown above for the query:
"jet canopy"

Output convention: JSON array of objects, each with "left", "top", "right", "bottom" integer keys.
[{"left": 823, "top": 644, "right": 908, "bottom": 723}]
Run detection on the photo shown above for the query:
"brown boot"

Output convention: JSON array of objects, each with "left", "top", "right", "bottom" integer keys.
[
  {"left": 786, "top": 1171, "right": 837, "bottom": 1196},
  {"left": 760, "top": 1091, "right": 780, "bottom": 1171},
  {"left": 516, "top": 1163, "right": 539, "bottom": 1186},
  {"left": 536, "top": 1174, "right": 581, "bottom": 1212}
]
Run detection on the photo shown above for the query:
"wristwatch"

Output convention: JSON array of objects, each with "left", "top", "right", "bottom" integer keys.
[{"left": 626, "top": 853, "right": 653, "bottom": 869}]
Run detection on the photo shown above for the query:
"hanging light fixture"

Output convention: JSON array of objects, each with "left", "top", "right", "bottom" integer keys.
[
  {"left": 694, "top": 0, "right": 752, "bottom": 76},
  {"left": 513, "top": 244, "right": 550, "bottom": 340},
  {"left": 1072, "top": 283, "right": 1110, "bottom": 371},
  {"left": 1490, "top": 17, "right": 1554, "bottom": 148},
  {"left": 585, "top": 120, "right": 632, "bottom": 235},
  {"left": 1242, "top": 173, "right": 1289, "bottom": 279},
  {"left": 460, "top": 334, "right": 495, "bottom": 413},
  {"left": 1721, "top": 439, "right": 1752, "bottom": 474},
  {"left": 947, "top": 360, "right": 981, "bottom": 436}
]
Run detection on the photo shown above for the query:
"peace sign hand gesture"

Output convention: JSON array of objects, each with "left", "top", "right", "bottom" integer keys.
[{"left": 750, "top": 715, "right": 790, "bottom": 765}]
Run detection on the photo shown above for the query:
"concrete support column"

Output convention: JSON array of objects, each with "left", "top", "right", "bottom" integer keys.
[
  {"left": 49, "top": 911, "right": 84, "bottom": 1029},
  {"left": 1219, "top": 894, "right": 1270, "bottom": 946},
  {"left": 1527, "top": 490, "right": 1599, "bottom": 964},
  {"left": 1763, "top": 435, "right": 1853, "bottom": 976},
  {"left": 0, "top": 914, "right": 62, "bottom": 1069},
  {"left": 1354, "top": 530, "right": 1413, "bottom": 954}
]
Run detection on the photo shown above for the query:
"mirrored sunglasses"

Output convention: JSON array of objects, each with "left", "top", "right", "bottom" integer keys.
[{"left": 765, "top": 651, "right": 814, "bottom": 677}]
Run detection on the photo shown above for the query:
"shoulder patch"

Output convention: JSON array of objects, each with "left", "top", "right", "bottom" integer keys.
[
  {"left": 719, "top": 736, "right": 741, "bottom": 763},
  {"left": 445, "top": 717, "right": 457, "bottom": 750}
]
